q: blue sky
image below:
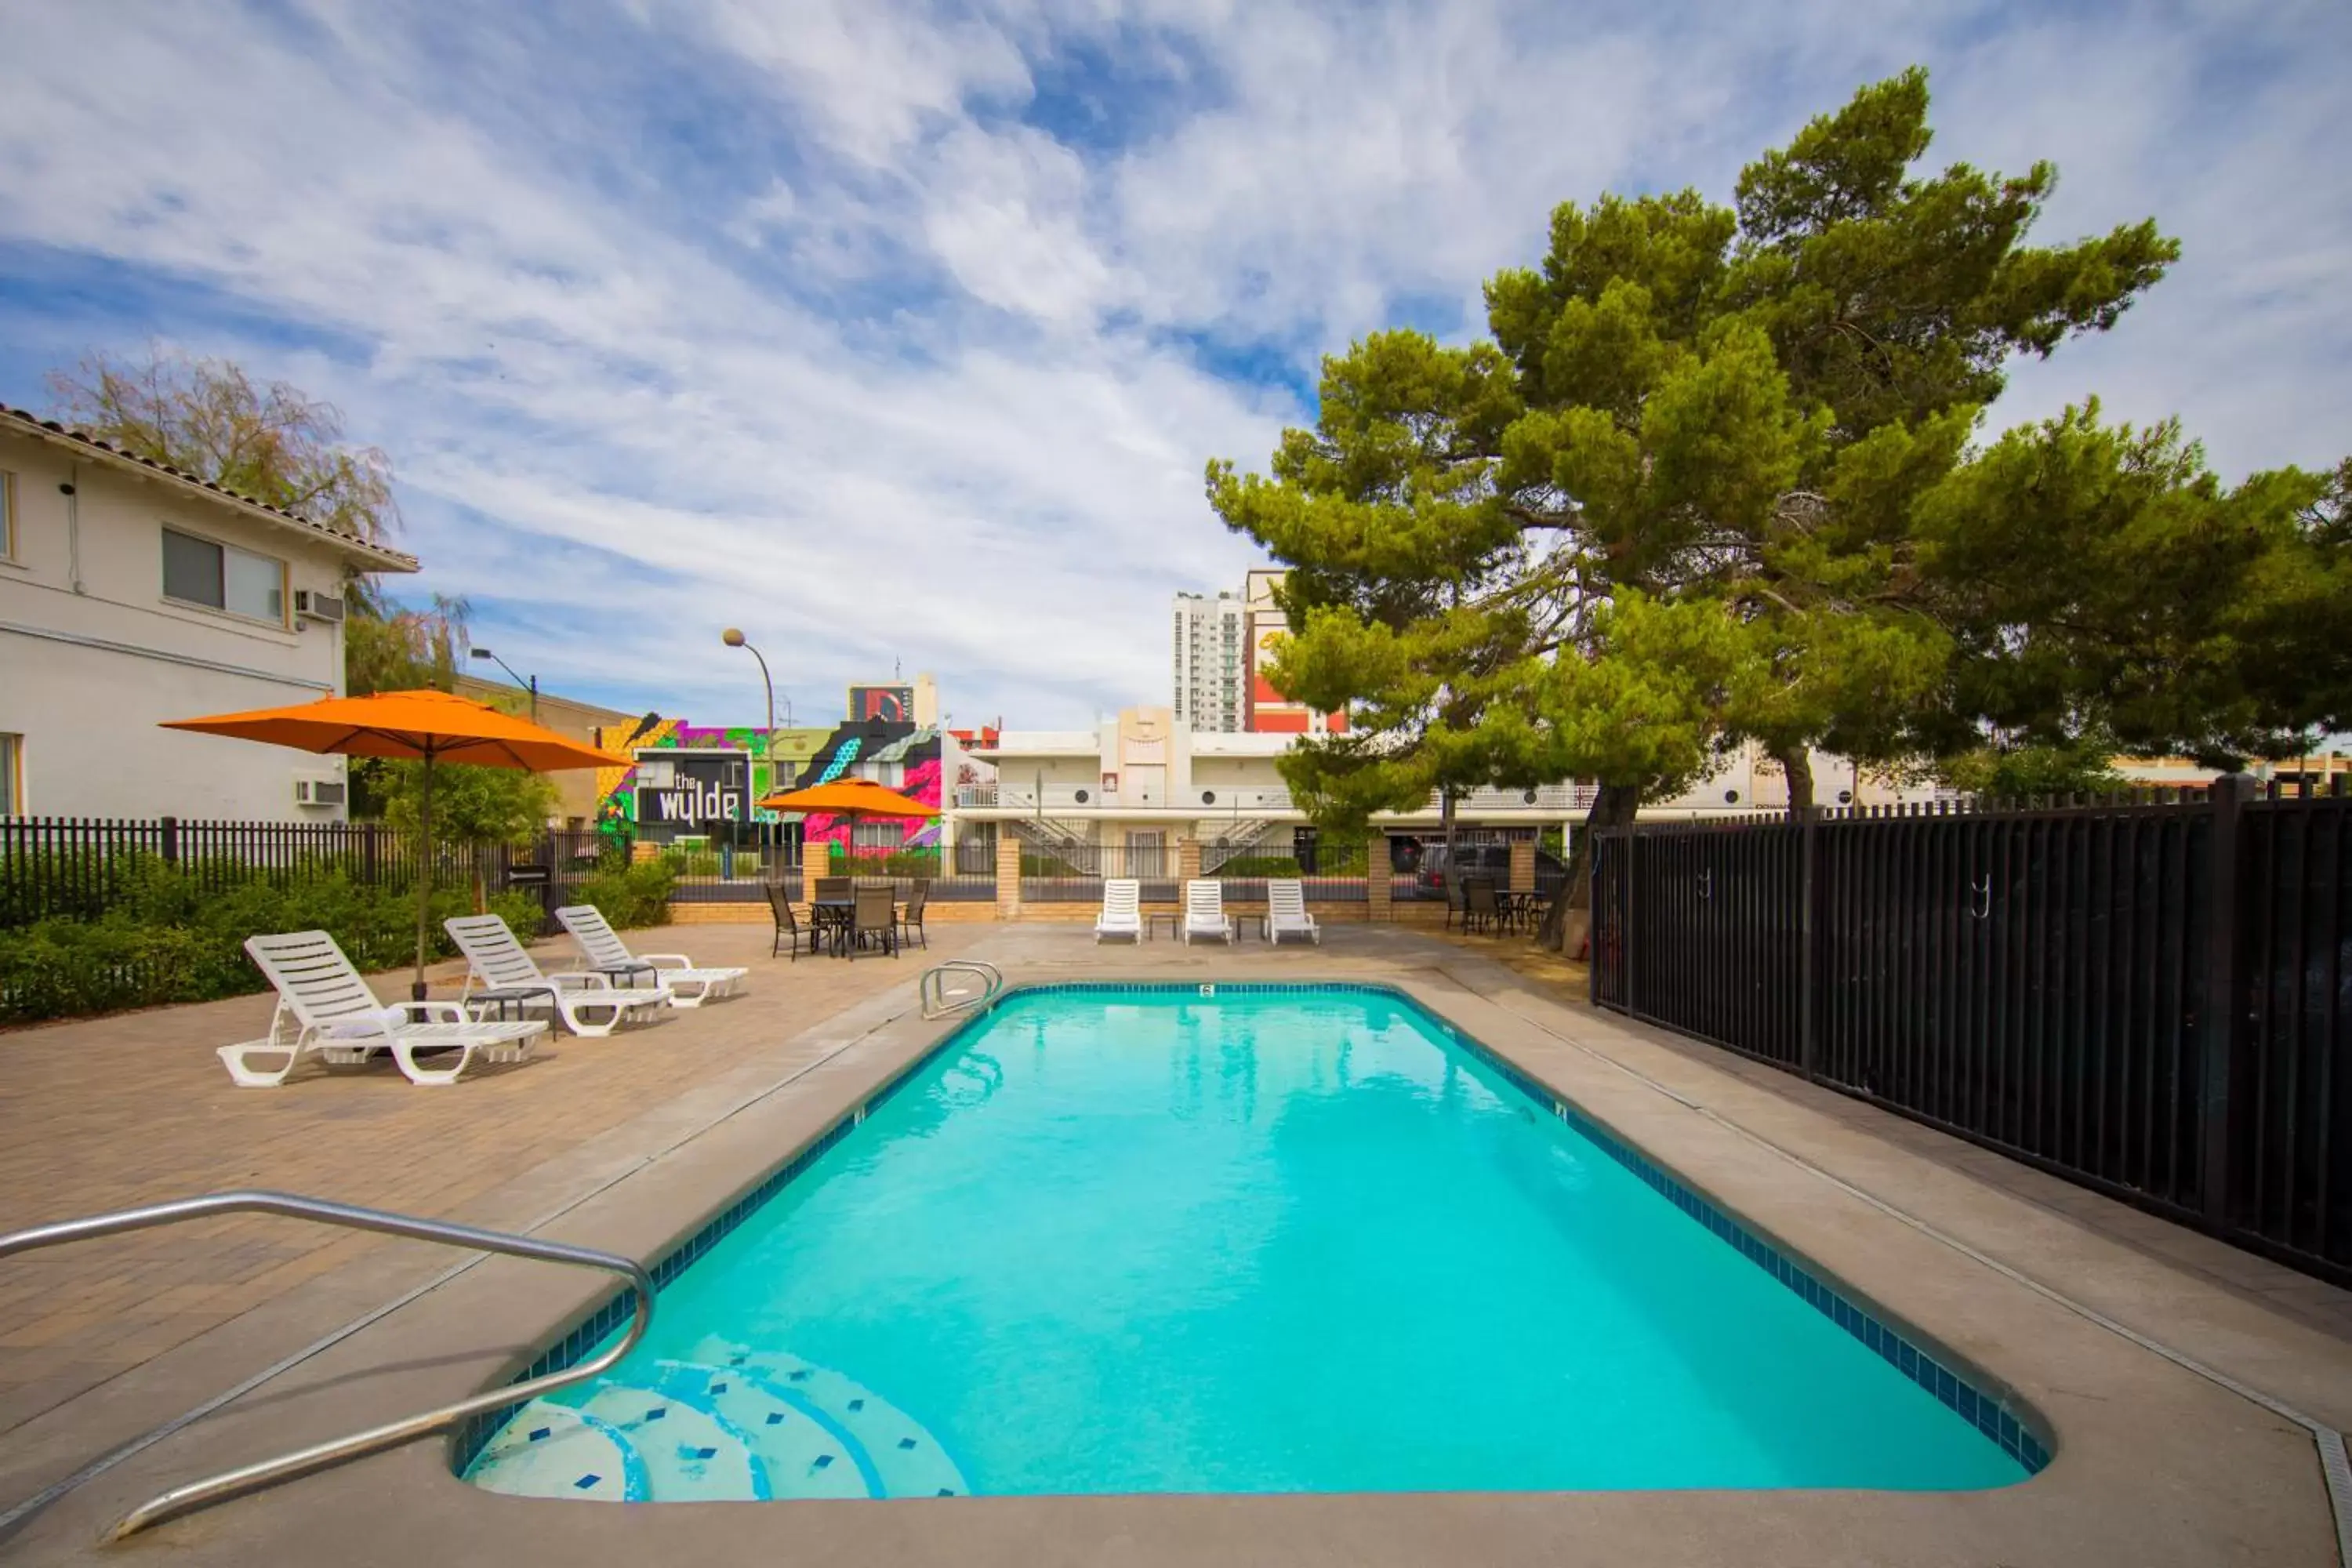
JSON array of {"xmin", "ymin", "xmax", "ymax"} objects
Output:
[{"xmin": 2, "ymin": 0, "xmax": 2346, "ymax": 730}]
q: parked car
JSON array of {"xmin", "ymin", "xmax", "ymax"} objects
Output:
[{"xmin": 1395, "ymin": 840, "xmax": 1568, "ymax": 897}]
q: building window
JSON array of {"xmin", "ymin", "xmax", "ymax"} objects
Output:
[
  {"xmin": 0, "ymin": 733, "xmax": 19, "ymax": 815},
  {"xmin": 162, "ymin": 527, "xmax": 285, "ymax": 623},
  {"xmin": 0, "ymin": 470, "xmax": 14, "ymax": 558}
]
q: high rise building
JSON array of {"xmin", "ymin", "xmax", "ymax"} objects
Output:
[
  {"xmin": 1171, "ymin": 590, "xmax": 1247, "ymax": 731},
  {"xmin": 1172, "ymin": 573, "xmax": 1348, "ymax": 735}
]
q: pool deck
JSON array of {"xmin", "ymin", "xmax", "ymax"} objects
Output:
[{"xmin": 3, "ymin": 921, "xmax": 2350, "ymax": 1565}]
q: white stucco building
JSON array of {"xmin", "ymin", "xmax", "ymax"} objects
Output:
[
  {"xmin": 943, "ymin": 704, "xmax": 1591, "ymax": 868},
  {"xmin": 0, "ymin": 405, "xmax": 417, "ymax": 819},
  {"xmin": 937, "ymin": 709, "xmax": 1951, "ymax": 872}
]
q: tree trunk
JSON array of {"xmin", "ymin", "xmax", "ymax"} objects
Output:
[
  {"xmin": 1540, "ymin": 782, "xmax": 1642, "ymax": 950},
  {"xmin": 1770, "ymin": 742, "xmax": 1816, "ymax": 812}
]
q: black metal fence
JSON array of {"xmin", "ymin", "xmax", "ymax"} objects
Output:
[
  {"xmin": 1592, "ymin": 778, "xmax": 2351, "ymax": 1283},
  {"xmin": 1211, "ymin": 834, "xmax": 1372, "ymax": 903},
  {"xmin": 641, "ymin": 829, "xmax": 803, "ymax": 904},
  {"xmin": 1018, "ymin": 840, "xmax": 1178, "ymax": 903},
  {"xmin": 2, "ymin": 815, "xmax": 513, "ymax": 927},
  {"xmin": 793, "ymin": 843, "xmax": 993, "ymax": 902}
]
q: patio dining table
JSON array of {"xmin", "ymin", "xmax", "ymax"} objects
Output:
[
  {"xmin": 808, "ymin": 894, "xmax": 903, "ymax": 956},
  {"xmin": 808, "ymin": 897, "xmax": 855, "ymax": 955}
]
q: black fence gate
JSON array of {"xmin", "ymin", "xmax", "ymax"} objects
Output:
[{"xmin": 1592, "ymin": 778, "xmax": 2351, "ymax": 1285}]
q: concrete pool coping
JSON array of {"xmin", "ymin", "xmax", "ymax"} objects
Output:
[{"xmin": 7, "ymin": 946, "xmax": 2345, "ymax": 1566}]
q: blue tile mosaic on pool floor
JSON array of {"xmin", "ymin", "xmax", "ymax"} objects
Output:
[{"xmin": 454, "ymin": 981, "xmax": 2051, "ymax": 1479}]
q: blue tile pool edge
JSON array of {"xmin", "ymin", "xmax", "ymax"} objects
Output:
[{"xmin": 450, "ymin": 980, "xmax": 2053, "ymax": 1481}]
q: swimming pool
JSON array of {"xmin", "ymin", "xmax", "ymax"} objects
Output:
[{"xmin": 463, "ymin": 984, "xmax": 2043, "ymax": 1501}]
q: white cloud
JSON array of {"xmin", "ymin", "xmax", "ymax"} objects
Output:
[
  {"xmin": 0, "ymin": 0, "xmax": 2343, "ymax": 731},
  {"xmin": 724, "ymin": 177, "xmax": 800, "ymax": 246}
]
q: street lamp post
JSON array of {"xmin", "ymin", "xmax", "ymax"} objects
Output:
[
  {"xmin": 720, "ymin": 628, "xmax": 774, "ymax": 733},
  {"xmin": 723, "ymin": 629, "xmax": 785, "ymax": 873},
  {"xmin": 468, "ymin": 648, "xmax": 538, "ymax": 724}
]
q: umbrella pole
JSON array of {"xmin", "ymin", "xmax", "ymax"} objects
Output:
[{"xmin": 412, "ymin": 753, "xmax": 434, "ymax": 1004}]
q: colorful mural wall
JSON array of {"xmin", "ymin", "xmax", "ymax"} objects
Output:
[
  {"xmin": 593, "ymin": 714, "xmax": 941, "ymax": 856},
  {"xmin": 592, "ymin": 719, "xmax": 788, "ymax": 847},
  {"xmin": 792, "ymin": 719, "xmax": 942, "ymax": 856}
]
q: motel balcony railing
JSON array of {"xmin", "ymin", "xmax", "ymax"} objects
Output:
[
  {"xmin": 954, "ymin": 783, "xmax": 1287, "ymax": 811},
  {"xmin": 953, "ymin": 782, "xmax": 1600, "ymax": 815}
]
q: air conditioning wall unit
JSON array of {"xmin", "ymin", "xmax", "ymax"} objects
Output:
[
  {"xmin": 293, "ymin": 590, "xmax": 347, "ymax": 624},
  {"xmin": 294, "ymin": 776, "xmax": 348, "ymax": 808}
]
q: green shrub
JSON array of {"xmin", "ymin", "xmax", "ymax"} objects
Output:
[
  {"xmin": 0, "ymin": 916, "xmax": 212, "ymax": 1021},
  {"xmin": 485, "ymin": 891, "xmax": 551, "ymax": 942},
  {"xmin": 0, "ymin": 867, "xmax": 586, "ymax": 1026},
  {"xmin": 1214, "ymin": 855, "xmax": 1305, "ymax": 877},
  {"xmin": 568, "ymin": 860, "xmax": 677, "ymax": 929},
  {"xmin": 827, "ymin": 847, "xmax": 942, "ymax": 877}
]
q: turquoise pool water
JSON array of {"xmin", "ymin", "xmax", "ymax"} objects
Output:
[{"xmin": 466, "ymin": 986, "xmax": 2034, "ymax": 1501}]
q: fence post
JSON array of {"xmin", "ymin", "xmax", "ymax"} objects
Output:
[
  {"xmin": 2200, "ymin": 773, "xmax": 2251, "ymax": 1229},
  {"xmin": 1586, "ymin": 831, "xmax": 1602, "ymax": 1006},
  {"xmin": 362, "ymin": 823, "xmax": 380, "ymax": 885},
  {"xmin": 159, "ymin": 816, "xmax": 180, "ymax": 867},
  {"xmin": 1622, "ymin": 826, "xmax": 1639, "ymax": 1018},
  {"xmin": 1798, "ymin": 806, "xmax": 1819, "ymax": 1082},
  {"xmin": 1177, "ymin": 835, "xmax": 1203, "ymax": 887},
  {"xmin": 995, "ymin": 833, "xmax": 1023, "ymax": 920},
  {"xmin": 803, "ymin": 842, "xmax": 828, "ymax": 911}
]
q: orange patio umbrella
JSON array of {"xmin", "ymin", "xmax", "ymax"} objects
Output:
[
  {"xmin": 758, "ymin": 777, "xmax": 935, "ymax": 866},
  {"xmin": 162, "ymin": 688, "xmax": 633, "ymax": 999},
  {"xmin": 757, "ymin": 778, "xmax": 938, "ymax": 818}
]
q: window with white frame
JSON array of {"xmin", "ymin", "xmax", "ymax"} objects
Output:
[
  {"xmin": 162, "ymin": 527, "xmax": 285, "ymax": 623},
  {"xmin": 0, "ymin": 733, "xmax": 20, "ymax": 815}
]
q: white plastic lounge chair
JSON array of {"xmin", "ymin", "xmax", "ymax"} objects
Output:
[
  {"xmin": 225, "ymin": 931, "xmax": 546, "ymax": 1088},
  {"xmin": 1266, "ymin": 879, "xmax": 1321, "ymax": 946},
  {"xmin": 445, "ymin": 914, "xmax": 671, "ymax": 1038},
  {"xmin": 1094, "ymin": 878, "xmax": 1143, "ymax": 943},
  {"xmin": 1181, "ymin": 880, "xmax": 1236, "ymax": 945},
  {"xmin": 554, "ymin": 905, "xmax": 748, "ymax": 1008}
]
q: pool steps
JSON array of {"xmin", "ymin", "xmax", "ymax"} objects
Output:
[{"xmin": 466, "ymin": 1340, "xmax": 968, "ymax": 1501}]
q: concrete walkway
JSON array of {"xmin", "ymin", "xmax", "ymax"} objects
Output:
[
  {"xmin": 2, "ymin": 921, "xmax": 2349, "ymax": 1564},
  {"xmin": 0, "ymin": 922, "xmax": 986, "ymax": 1497}
]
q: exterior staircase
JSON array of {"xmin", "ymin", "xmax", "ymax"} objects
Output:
[
  {"xmin": 1006, "ymin": 816, "xmax": 1093, "ymax": 856},
  {"xmin": 1200, "ymin": 819, "xmax": 1281, "ymax": 872}
]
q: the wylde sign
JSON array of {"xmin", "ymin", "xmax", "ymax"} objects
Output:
[{"xmin": 633, "ymin": 750, "xmax": 751, "ymax": 827}]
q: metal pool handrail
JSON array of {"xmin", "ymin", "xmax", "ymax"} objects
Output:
[
  {"xmin": 0, "ymin": 1189, "xmax": 654, "ymax": 1542},
  {"xmin": 921, "ymin": 960, "xmax": 1004, "ymax": 1018}
]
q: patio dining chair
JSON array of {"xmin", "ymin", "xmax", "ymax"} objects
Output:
[
  {"xmin": 768, "ymin": 883, "xmax": 817, "ymax": 960},
  {"xmin": 897, "ymin": 880, "xmax": 930, "ymax": 949},
  {"xmin": 1464, "ymin": 877, "xmax": 1506, "ymax": 935},
  {"xmin": 848, "ymin": 885, "xmax": 899, "ymax": 959}
]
